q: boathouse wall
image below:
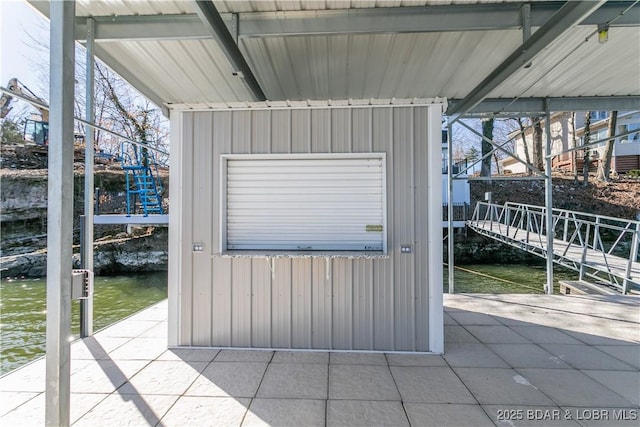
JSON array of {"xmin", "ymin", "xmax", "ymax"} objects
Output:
[{"xmin": 168, "ymin": 103, "xmax": 444, "ymax": 352}]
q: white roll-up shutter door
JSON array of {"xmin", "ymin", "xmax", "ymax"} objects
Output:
[{"xmin": 224, "ymin": 154, "xmax": 386, "ymax": 251}]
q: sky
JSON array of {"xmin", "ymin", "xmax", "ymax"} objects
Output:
[{"xmin": 1, "ymin": 0, "xmax": 49, "ymax": 97}]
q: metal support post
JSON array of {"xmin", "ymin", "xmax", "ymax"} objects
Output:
[
  {"xmin": 580, "ymin": 223, "xmax": 590, "ymax": 281},
  {"xmin": 623, "ymin": 223, "xmax": 639, "ymax": 294},
  {"xmin": 447, "ymin": 122, "xmax": 455, "ymax": 294},
  {"xmin": 521, "ymin": 3, "xmax": 532, "ymax": 68},
  {"xmin": 45, "ymin": 1, "xmax": 75, "ymax": 426},
  {"xmin": 544, "ymin": 99, "xmax": 554, "ymax": 294},
  {"xmin": 81, "ymin": 17, "xmax": 96, "ymax": 337}
]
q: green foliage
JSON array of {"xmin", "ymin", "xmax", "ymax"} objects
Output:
[
  {"xmin": 465, "ymin": 145, "xmax": 480, "ymax": 161},
  {"xmin": 0, "ymin": 119, "xmax": 24, "ymax": 144},
  {"xmin": 627, "ymin": 169, "xmax": 640, "ymax": 178}
]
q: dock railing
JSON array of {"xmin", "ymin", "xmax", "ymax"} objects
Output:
[
  {"xmin": 443, "ymin": 203, "xmax": 470, "ymax": 222},
  {"xmin": 469, "ymin": 201, "xmax": 640, "ymax": 293}
]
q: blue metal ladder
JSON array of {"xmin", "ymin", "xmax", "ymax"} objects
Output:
[{"xmin": 121, "ymin": 142, "xmax": 164, "ymax": 216}]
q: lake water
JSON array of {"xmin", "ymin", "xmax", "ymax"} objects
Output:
[
  {"xmin": 444, "ymin": 263, "xmax": 578, "ymax": 294},
  {"xmin": 1, "ymin": 264, "xmax": 578, "ymax": 375},
  {"xmin": 1, "ymin": 272, "xmax": 167, "ymax": 375}
]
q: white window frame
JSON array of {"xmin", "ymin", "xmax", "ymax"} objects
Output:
[{"xmin": 220, "ymin": 153, "xmax": 387, "ymax": 253}]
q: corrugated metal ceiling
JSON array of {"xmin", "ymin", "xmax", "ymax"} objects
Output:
[
  {"xmin": 494, "ymin": 26, "xmax": 640, "ymax": 98},
  {"xmin": 27, "ymin": 0, "xmax": 640, "ymax": 112},
  {"xmin": 240, "ymin": 30, "xmax": 522, "ymax": 100},
  {"xmin": 74, "ymin": 0, "xmax": 195, "ymax": 16}
]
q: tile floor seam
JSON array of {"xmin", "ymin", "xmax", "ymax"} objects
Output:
[
  {"xmin": 239, "ymin": 351, "xmax": 277, "ymax": 427},
  {"xmin": 443, "ymin": 331, "xmax": 514, "ymax": 370},
  {"xmin": 489, "ymin": 325, "xmax": 580, "ymax": 370},
  {"xmin": 94, "ymin": 336, "xmax": 135, "ymax": 356},
  {"xmin": 384, "ymin": 352, "xmax": 409, "ymax": 416},
  {"xmin": 457, "ymin": 322, "xmax": 529, "ymax": 346},
  {"xmin": 540, "ymin": 343, "xmax": 638, "ymax": 372},
  {"xmin": 440, "ymin": 349, "xmax": 502, "ymax": 425},
  {"xmin": 111, "ymin": 358, "xmax": 155, "ymax": 393},
  {"xmin": 154, "ymin": 358, "xmax": 214, "ymax": 427},
  {"xmin": 564, "ymin": 329, "xmax": 640, "ymax": 347},
  {"xmin": 0, "ymin": 391, "xmax": 43, "ymax": 418},
  {"xmin": 466, "ymin": 296, "xmax": 640, "ymax": 326},
  {"xmin": 577, "ymin": 368, "xmax": 640, "ymax": 407},
  {"xmin": 69, "ymin": 392, "xmax": 112, "ymax": 426},
  {"xmin": 509, "ymin": 365, "xmax": 587, "ymax": 410},
  {"xmin": 585, "ymin": 347, "xmax": 640, "ymax": 371},
  {"xmin": 592, "ymin": 345, "xmax": 640, "ymax": 371}
]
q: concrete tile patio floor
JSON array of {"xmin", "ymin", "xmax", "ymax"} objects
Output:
[{"xmin": 1, "ymin": 294, "xmax": 638, "ymax": 426}]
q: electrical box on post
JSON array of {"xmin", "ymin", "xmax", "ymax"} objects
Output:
[{"xmin": 72, "ymin": 269, "xmax": 93, "ymax": 300}]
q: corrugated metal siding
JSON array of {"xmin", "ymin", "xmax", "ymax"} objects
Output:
[
  {"xmin": 177, "ymin": 104, "xmax": 442, "ymax": 351},
  {"xmin": 191, "ymin": 112, "xmax": 214, "ymax": 346}
]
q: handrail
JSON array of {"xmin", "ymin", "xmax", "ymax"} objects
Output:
[
  {"xmin": 503, "ymin": 201, "xmax": 640, "ymax": 228},
  {"xmin": 469, "ymin": 201, "xmax": 640, "ymax": 293}
]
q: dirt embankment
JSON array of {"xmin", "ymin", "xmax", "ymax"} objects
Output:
[
  {"xmin": 470, "ymin": 176, "xmax": 640, "ymax": 220},
  {"xmin": 0, "ymin": 154, "xmax": 169, "ymax": 277}
]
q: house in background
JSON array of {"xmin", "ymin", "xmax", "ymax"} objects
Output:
[
  {"xmin": 441, "ymin": 130, "xmax": 471, "ymax": 228},
  {"xmin": 501, "ymin": 111, "xmax": 640, "ymax": 175},
  {"xmin": 575, "ymin": 111, "xmax": 640, "ymax": 173}
]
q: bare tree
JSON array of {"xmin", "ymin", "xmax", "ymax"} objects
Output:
[
  {"xmin": 596, "ymin": 111, "xmax": 618, "ymax": 182},
  {"xmin": 516, "ymin": 118, "xmax": 532, "ymax": 175},
  {"xmin": 571, "ymin": 112, "xmax": 578, "ymax": 182},
  {"xmin": 492, "ymin": 151, "xmax": 501, "ymax": 175},
  {"xmin": 583, "ymin": 111, "xmax": 592, "ymax": 187},
  {"xmin": 531, "ymin": 117, "xmax": 544, "ymax": 172},
  {"xmin": 22, "ymin": 22, "xmax": 168, "ymax": 161},
  {"xmin": 480, "ymin": 118, "xmax": 494, "ymax": 177}
]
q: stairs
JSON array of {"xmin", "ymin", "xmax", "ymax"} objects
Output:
[{"xmin": 121, "ymin": 143, "xmax": 164, "ymax": 216}]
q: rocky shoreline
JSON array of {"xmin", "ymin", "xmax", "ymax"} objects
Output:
[
  {"xmin": 1, "ymin": 230, "xmax": 168, "ymax": 278},
  {"xmin": 2, "ymin": 227, "xmax": 538, "ymax": 278}
]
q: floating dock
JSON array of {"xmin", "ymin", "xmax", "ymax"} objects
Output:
[{"xmin": 1, "ymin": 294, "xmax": 638, "ymax": 426}]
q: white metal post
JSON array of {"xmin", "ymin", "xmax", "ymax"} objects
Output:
[
  {"xmin": 81, "ymin": 17, "xmax": 95, "ymax": 337},
  {"xmin": 45, "ymin": 1, "xmax": 75, "ymax": 426},
  {"xmin": 623, "ymin": 223, "xmax": 639, "ymax": 294},
  {"xmin": 544, "ymin": 100, "xmax": 554, "ymax": 294},
  {"xmin": 447, "ymin": 122, "xmax": 455, "ymax": 294}
]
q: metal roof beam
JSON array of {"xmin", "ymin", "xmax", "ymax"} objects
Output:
[
  {"xmin": 73, "ymin": 2, "xmax": 639, "ymax": 42},
  {"xmin": 236, "ymin": 2, "xmax": 637, "ymax": 38},
  {"xmin": 75, "ymin": 14, "xmax": 210, "ymax": 42},
  {"xmin": 447, "ymin": 1, "xmax": 608, "ymax": 122},
  {"xmin": 193, "ymin": 0, "xmax": 266, "ymax": 101},
  {"xmin": 447, "ymin": 96, "xmax": 640, "ymax": 116}
]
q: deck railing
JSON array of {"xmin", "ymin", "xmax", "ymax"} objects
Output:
[
  {"xmin": 469, "ymin": 202, "xmax": 640, "ymax": 293},
  {"xmin": 443, "ymin": 203, "xmax": 470, "ymax": 222}
]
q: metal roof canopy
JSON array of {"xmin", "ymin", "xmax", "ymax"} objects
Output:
[{"xmin": 27, "ymin": 0, "xmax": 640, "ymax": 114}]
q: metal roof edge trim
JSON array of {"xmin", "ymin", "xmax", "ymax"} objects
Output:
[{"xmin": 167, "ymin": 97, "xmax": 447, "ymax": 112}]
